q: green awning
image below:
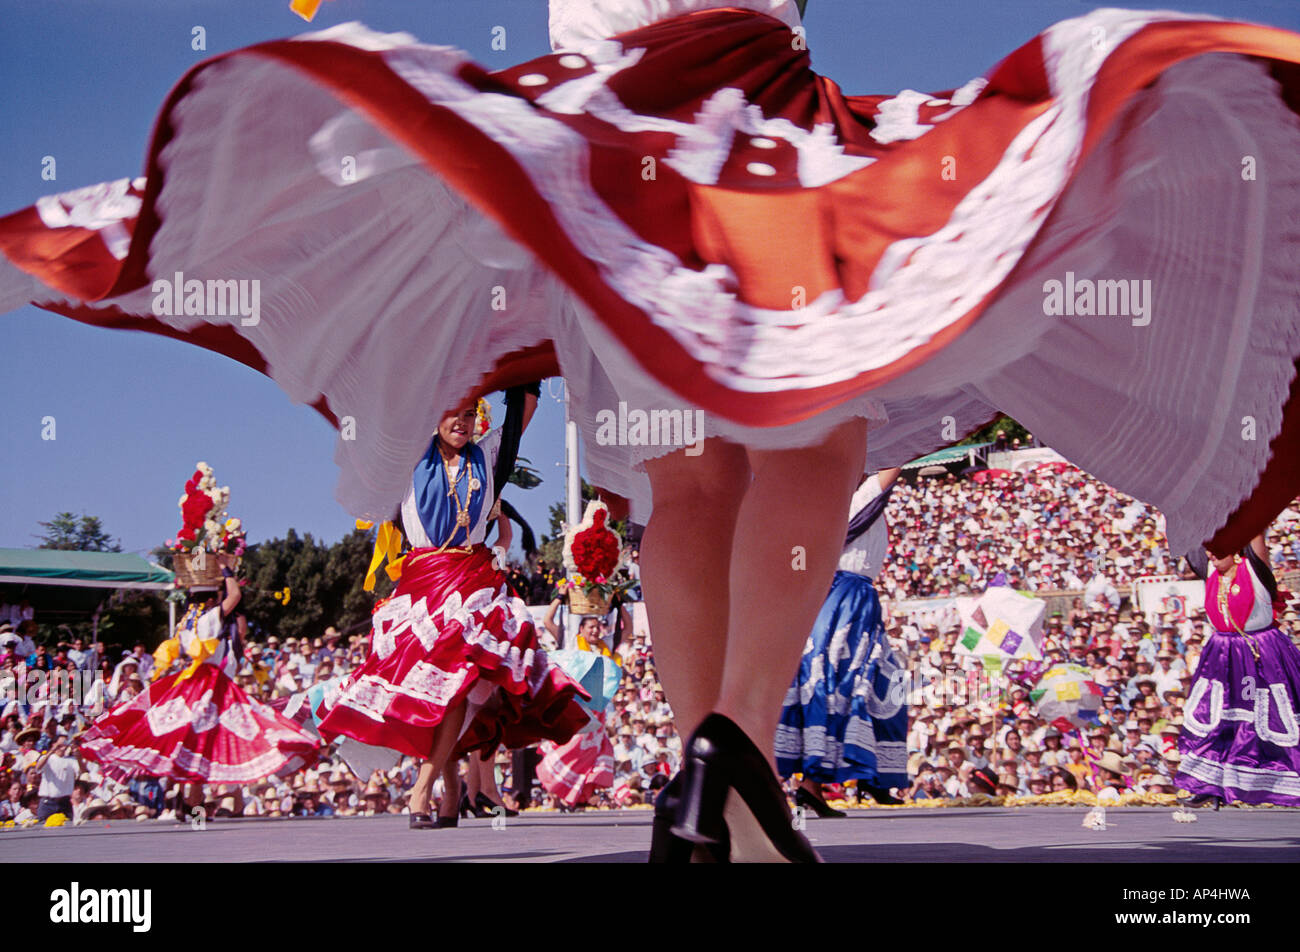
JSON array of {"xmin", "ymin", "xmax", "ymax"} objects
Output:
[
  {"xmin": 0, "ymin": 548, "xmax": 173, "ymax": 590},
  {"xmin": 903, "ymin": 442, "xmax": 993, "ymax": 470}
]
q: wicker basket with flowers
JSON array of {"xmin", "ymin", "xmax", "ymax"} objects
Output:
[
  {"xmin": 165, "ymin": 462, "xmax": 246, "ymax": 587},
  {"xmin": 560, "ymin": 501, "xmax": 635, "ymax": 616}
]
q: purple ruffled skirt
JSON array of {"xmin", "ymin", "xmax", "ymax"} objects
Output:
[{"xmin": 1177, "ymin": 627, "xmax": 1300, "ymax": 806}]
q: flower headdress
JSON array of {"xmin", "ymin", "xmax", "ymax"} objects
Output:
[{"xmin": 167, "ymin": 462, "xmax": 246, "ymax": 555}]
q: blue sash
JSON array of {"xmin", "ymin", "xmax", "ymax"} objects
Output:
[{"xmin": 412, "ymin": 437, "xmax": 487, "ymax": 547}]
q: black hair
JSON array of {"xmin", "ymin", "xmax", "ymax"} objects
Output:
[
  {"xmin": 1244, "ymin": 545, "xmax": 1279, "ymax": 605},
  {"xmin": 185, "ymin": 590, "xmax": 218, "ymax": 608},
  {"xmin": 1052, "ymin": 768, "xmax": 1078, "ymax": 791}
]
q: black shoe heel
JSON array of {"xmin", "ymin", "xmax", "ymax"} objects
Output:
[
  {"xmin": 673, "ymin": 754, "xmax": 730, "ymax": 845},
  {"xmin": 796, "ymin": 786, "xmax": 847, "ymax": 819},
  {"xmin": 462, "ymin": 790, "xmax": 491, "ymax": 821},
  {"xmin": 649, "ymin": 772, "xmax": 730, "ymax": 863},
  {"xmin": 477, "ymin": 792, "xmax": 518, "ymax": 818},
  {"xmin": 408, "ymin": 813, "xmax": 435, "ymax": 830},
  {"xmin": 671, "ymin": 713, "xmax": 821, "ymax": 863}
]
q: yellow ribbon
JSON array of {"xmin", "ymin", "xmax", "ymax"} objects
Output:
[
  {"xmin": 364, "ymin": 521, "xmax": 405, "ymax": 592},
  {"xmin": 179, "ymin": 637, "xmax": 220, "ymax": 682},
  {"xmin": 152, "ymin": 638, "xmax": 181, "ymax": 681},
  {"xmin": 576, "ymin": 634, "xmax": 623, "ymax": 667}
]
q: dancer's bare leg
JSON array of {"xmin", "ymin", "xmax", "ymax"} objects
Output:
[
  {"xmin": 408, "ymin": 700, "xmax": 467, "ymax": 815},
  {"xmin": 464, "ymin": 754, "xmax": 481, "ymax": 800},
  {"xmin": 438, "ymin": 761, "xmax": 460, "ymax": 819},
  {"xmin": 477, "ymin": 751, "xmax": 505, "ymax": 806},
  {"xmin": 715, "ymin": 418, "xmax": 869, "ymax": 763},
  {"xmin": 183, "ymin": 783, "xmax": 204, "ymax": 813},
  {"xmin": 642, "ymin": 439, "xmax": 750, "ymax": 743}
]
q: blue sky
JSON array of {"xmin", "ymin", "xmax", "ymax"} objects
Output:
[{"xmin": 2, "ymin": 0, "xmax": 1297, "ymax": 559}]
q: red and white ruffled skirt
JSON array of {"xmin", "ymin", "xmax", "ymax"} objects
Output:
[
  {"xmin": 537, "ymin": 713, "xmax": 617, "ymax": 807},
  {"xmin": 2, "ymin": 8, "xmax": 1300, "ymax": 550},
  {"xmin": 316, "ymin": 546, "xmax": 591, "ymax": 759},
  {"xmin": 80, "ymin": 663, "xmax": 320, "ymax": 784}
]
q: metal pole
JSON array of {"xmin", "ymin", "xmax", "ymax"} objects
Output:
[{"xmin": 565, "ymin": 386, "xmax": 581, "ymax": 527}]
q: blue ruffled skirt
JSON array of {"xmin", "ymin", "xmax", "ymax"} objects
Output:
[{"xmin": 776, "ymin": 571, "xmax": 909, "ymax": 786}]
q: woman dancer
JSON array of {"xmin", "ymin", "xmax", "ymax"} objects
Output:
[
  {"xmin": 1178, "ymin": 532, "xmax": 1300, "ymax": 807},
  {"xmin": 79, "ymin": 553, "xmax": 320, "ymax": 799},
  {"xmin": 315, "ymin": 400, "xmax": 591, "ymax": 829},
  {"xmin": 776, "ymin": 467, "xmax": 907, "ymax": 816},
  {"xmin": 536, "ymin": 609, "xmax": 624, "ymax": 811},
  {"xmin": 4, "ymin": 0, "xmax": 1300, "ymax": 859}
]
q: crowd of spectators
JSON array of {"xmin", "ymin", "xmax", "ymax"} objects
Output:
[
  {"xmin": 882, "ymin": 603, "xmax": 1293, "ymax": 804},
  {"xmin": 2, "ymin": 467, "xmax": 1297, "ymax": 821},
  {"xmin": 877, "ymin": 466, "xmax": 1300, "ymax": 600}
]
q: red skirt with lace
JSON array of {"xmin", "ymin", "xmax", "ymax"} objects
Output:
[
  {"xmin": 317, "ymin": 545, "xmax": 591, "ymax": 759},
  {"xmin": 537, "ymin": 714, "xmax": 617, "ymax": 807},
  {"xmin": 80, "ymin": 663, "xmax": 320, "ymax": 784}
]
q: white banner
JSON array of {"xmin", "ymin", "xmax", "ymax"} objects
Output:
[
  {"xmin": 1131, "ymin": 577, "xmax": 1204, "ymax": 624},
  {"xmin": 986, "ymin": 447, "xmax": 1068, "ymax": 472},
  {"xmin": 884, "ymin": 596, "xmax": 960, "ymax": 632}
]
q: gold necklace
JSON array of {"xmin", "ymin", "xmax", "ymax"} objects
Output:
[
  {"xmin": 431, "ymin": 447, "xmax": 480, "ymax": 554},
  {"xmin": 446, "ymin": 455, "xmax": 470, "ymax": 528},
  {"xmin": 1215, "ymin": 556, "xmax": 1260, "ymax": 662},
  {"xmin": 1215, "ymin": 556, "xmax": 1242, "ymax": 615}
]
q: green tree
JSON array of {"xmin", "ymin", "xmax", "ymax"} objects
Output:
[
  {"xmin": 509, "ymin": 457, "xmax": 543, "ymax": 490},
  {"xmin": 956, "ymin": 414, "xmax": 1033, "ymax": 447},
  {"xmin": 36, "ymin": 512, "xmax": 121, "ymax": 552},
  {"xmin": 94, "ymin": 588, "xmax": 172, "ymax": 650},
  {"xmin": 237, "ymin": 528, "xmax": 394, "ymax": 643}
]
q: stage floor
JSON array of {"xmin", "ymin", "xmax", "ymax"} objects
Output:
[{"xmin": 8, "ymin": 806, "xmax": 1300, "ymax": 862}]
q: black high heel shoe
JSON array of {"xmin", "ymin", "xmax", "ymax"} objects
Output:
[
  {"xmin": 860, "ymin": 785, "xmax": 903, "ymax": 806},
  {"xmin": 795, "ymin": 785, "xmax": 847, "ymax": 819},
  {"xmin": 408, "ymin": 812, "xmax": 436, "ymax": 830},
  {"xmin": 648, "ymin": 773, "xmax": 730, "ymax": 863},
  {"xmin": 672, "ymin": 713, "xmax": 822, "ymax": 863},
  {"xmin": 434, "ymin": 813, "xmax": 459, "ymax": 828},
  {"xmin": 460, "ymin": 791, "xmax": 491, "ymax": 819},
  {"xmin": 1186, "ymin": 793, "xmax": 1224, "ymax": 811},
  {"xmin": 476, "ymin": 792, "xmax": 518, "ymax": 818}
]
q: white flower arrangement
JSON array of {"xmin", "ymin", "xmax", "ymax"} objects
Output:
[{"xmin": 170, "ymin": 463, "xmax": 246, "ymax": 556}]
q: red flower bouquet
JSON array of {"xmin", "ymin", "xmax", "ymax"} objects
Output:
[
  {"xmin": 166, "ymin": 461, "xmax": 246, "ymax": 556},
  {"xmin": 561, "ymin": 501, "xmax": 634, "ymax": 605}
]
